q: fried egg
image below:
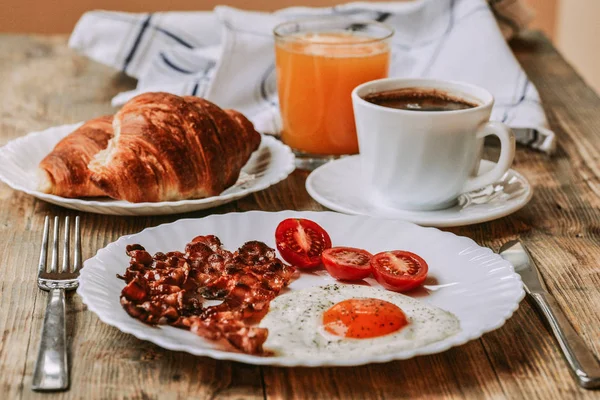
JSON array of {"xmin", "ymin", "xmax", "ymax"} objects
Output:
[{"xmin": 259, "ymin": 284, "xmax": 460, "ymax": 358}]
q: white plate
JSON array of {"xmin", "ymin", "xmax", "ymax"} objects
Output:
[
  {"xmin": 78, "ymin": 211, "xmax": 524, "ymax": 367},
  {"xmin": 306, "ymin": 156, "xmax": 533, "ymax": 227},
  {"xmin": 0, "ymin": 123, "xmax": 295, "ymax": 215}
]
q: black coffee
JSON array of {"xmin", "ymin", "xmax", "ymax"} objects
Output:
[{"xmin": 363, "ymin": 88, "xmax": 478, "ymax": 112}]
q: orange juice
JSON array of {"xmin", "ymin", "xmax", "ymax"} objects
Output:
[{"xmin": 275, "ymin": 32, "xmax": 391, "ymax": 155}]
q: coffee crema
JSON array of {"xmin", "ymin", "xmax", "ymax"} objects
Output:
[{"xmin": 362, "ymin": 88, "xmax": 478, "ymax": 112}]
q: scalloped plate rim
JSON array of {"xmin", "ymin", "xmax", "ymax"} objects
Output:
[
  {"xmin": 78, "ymin": 211, "xmax": 525, "ymax": 367},
  {"xmin": 0, "ymin": 123, "xmax": 295, "ymax": 211}
]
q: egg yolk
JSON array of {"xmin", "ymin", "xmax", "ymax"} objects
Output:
[{"xmin": 322, "ymin": 298, "xmax": 408, "ymax": 339}]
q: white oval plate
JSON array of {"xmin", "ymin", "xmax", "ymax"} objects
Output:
[
  {"xmin": 0, "ymin": 123, "xmax": 295, "ymax": 215},
  {"xmin": 306, "ymin": 156, "xmax": 533, "ymax": 227},
  {"xmin": 78, "ymin": 211, "xmax": 524, "ymax": 367}
]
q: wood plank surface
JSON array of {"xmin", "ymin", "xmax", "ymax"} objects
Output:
[{"xmin": 0, "ymin": 31, "xmax": 599, "ymax": 399}]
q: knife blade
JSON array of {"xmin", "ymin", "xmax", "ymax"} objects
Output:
[{"xmin": 500, "ymin": 240, "xmax": 600, "ymax": 389}]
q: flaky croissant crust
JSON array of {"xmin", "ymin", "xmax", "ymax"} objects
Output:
[
  {"xmin": 38, "ymin": 115, "xmax": 113, "ymax": 198},
  {"xmin": 89, "ymin": 92, "xmax": 261, "ymax": 203}
]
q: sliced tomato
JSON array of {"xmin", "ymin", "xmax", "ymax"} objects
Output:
[
  {"xmin": 322, "ymin": 247, "xmax": 373, "ymax": 281},
  {"xmin": 370, "ymin": 251, "xmax": 428, "ymax": 292},
  {"xmin": 275, "ymin": 218, "xmax": 332, "ymax": 268}
]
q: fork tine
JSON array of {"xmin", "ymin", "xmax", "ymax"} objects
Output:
[
  {"xmin": 73, "ymin": 216, "xmax": 82, "ymax": 273},
  {"xmin": 50, "ymin": 216, "xmax": 59, "ymax": 273},
  {"xmin": 38, "ymin": 216, "xmax": 50, "ymax": 275},
  {"xmin": 62, "ymin": 216, "xmax": 70, "ymax": 273}
]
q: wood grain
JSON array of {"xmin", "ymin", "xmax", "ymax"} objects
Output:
[{"xmin": 0, "ymin": 31, "xmax": 599, "ymax": 399}]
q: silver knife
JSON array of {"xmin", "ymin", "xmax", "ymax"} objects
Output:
[{"xmin": 500, "ymin": 240, "xmax": 600, "ymax": 389}]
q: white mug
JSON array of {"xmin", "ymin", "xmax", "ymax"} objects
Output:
[{"xmin": 351, "ymin": 78, "xmax": 516, "ymax": 211}]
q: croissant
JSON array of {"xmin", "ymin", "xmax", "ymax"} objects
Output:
[
  {"xmin": 88, "ymin": 92, "xmax": 261, "ymax": 202},
  {"xmin": 38, "ymin": 116, "xmax": 113, "ymax": 198}
]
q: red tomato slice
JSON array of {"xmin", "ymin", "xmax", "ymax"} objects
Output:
[
  {"xmin": 370, "ymin": 251, "xmax": 428, "ymax": 292},
  {"xmin": 275, "ymin": 218, "xmax": 332, "ymax": 268},
  {"xmin": 322, "ymin": 247, "xmax": 373, "ymax": 281}
]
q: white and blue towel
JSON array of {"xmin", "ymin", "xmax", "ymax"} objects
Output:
[{"xmin": 69, "ymin": 0, "xmax": 556, "ymax": 153}]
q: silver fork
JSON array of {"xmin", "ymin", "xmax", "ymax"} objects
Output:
[{"xmin": 32, "ymin": 216, "xmax": 81, "ymax": 392}]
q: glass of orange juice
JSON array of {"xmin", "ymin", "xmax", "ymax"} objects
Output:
[{"xmin": 274, "ymin": 18, "xmax": 393, "ymax": 168}]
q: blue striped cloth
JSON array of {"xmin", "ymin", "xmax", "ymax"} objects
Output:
[{"xmin": 69, "ymin": 0, "xmax": 555, "ymax": 153}]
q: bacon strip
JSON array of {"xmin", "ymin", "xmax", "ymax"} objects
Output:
[{"xmin": 119, "ymin": 236, "xmax": 296, "ymax": 354}]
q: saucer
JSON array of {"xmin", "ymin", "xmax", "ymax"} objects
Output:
[{"xmin": 306, "ymin": 156, "xmax": 533, "ymax": 227}]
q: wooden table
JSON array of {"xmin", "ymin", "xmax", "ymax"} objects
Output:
[{"xmin": 1, "ymin": 31, "xmax": 599, "ymax": 399}]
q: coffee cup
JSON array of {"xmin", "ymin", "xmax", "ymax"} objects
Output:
[{"xmin": 351, "ymin": 78, "xmax": 515, "ymax": 211}]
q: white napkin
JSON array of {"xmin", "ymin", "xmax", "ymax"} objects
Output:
[{"xmin": 69, "ymin": 0, "xmax": 555, "ymax": 153}]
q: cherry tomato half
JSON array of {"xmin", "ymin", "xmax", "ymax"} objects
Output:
[
  {"xmin": 322, "ymin": 247, "xmax": 373, "ymax": 281},
  {"xmin": 275, "ymin": 218, "xmax": 332, "ymax": 268},
  {"xmin": 370, "ymin": 251, "xmax": 428, "ymax": 292}
]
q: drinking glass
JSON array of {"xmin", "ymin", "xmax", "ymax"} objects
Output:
[{"xmin": 274, "ymin": 18, "xmax": 394, "ymax": 169}]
